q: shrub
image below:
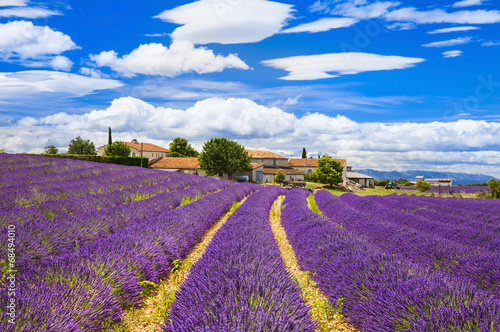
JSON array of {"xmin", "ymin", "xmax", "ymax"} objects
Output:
[{"xmin": 416, "ymin": 181, "xmax": 432, "ymax": 192}]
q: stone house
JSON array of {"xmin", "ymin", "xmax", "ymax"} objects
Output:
[{"xmin": 97, "ymin": 139, "xmax": 170, "ymax": 159}]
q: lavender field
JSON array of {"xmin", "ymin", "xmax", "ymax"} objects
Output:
[
  {"xmin": 401, "ymin": 185, "xmax": 490, "ymax": 195},
  {"xmin": 1, "ymin": 154, "xmax": 499, "ymax": 331}
]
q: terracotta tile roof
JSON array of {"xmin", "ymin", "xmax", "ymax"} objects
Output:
[
  {"xmin": 246, "ymin": 149, "xmax": 287, "ymax": 159},
  {"xmin": 250, "ymin": 163, "xmax": 264, "ymax": 170},
  {"xmin": 125, "ymin": 141, "xmax": 170, "ymax": 153},
  {"xmin": 263, "ymin": 166, "xmax": 304, "ymax": 175},
  {"xmin": 289, "ymin": 157, "xmax": 346, "ymax": 167},
  {"xmin": 289, "ymin": 158, "xmax": 317, "ymax": 167},
  {"xmin": 149, "ymin": 157, "xmax": 199, "ymax": 169}
]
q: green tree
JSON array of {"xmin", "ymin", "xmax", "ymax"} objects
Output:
[
  {"xmin": 416, "ymin": 181, "xmax": 432, "ymax": 192},
  {"xmin": 275, "ymin": 170, "xmax": 285, "ymax": 184},
  {"xmin": 397, "ymin": 178, "xmax": 407, "ymax": 184},
  {"xmin": 43, "ymin": 145, "xmax": 58, "ymax": 154},
  {"xmin": 488, "ymin": 178, "xmax": 500, "ymax": 199},
  {"xmin": 316, "ymin": 156, "xmax": 343, "ymax": 187},
  {"xmin": 169, "ymin": 137, "xmax": 199, "ymax": 157},
  {"xmin": 67, "ymin": 136, "xmax": 96, "ymax": 155},
  {"xmin": 301, "ymin": 147, "xmax": 307, "ymax": 159},
  {"xmin": 108, "ymin": 127, "xmax": 112, "ymax": 146},
  {"xmin": 105, "ymin": 141, "xmax": 131, "ymax": 157},
  {"xmin": 304, "ymin": 171, "xmax": 318, "ymax": 183},
  {"xmin": 198, "ymin": 138, "xmax": 251, "ymax": 179}
]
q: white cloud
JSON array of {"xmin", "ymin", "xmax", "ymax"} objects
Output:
[
  {"xmin": 442, "ymin": 50, "xmax": 463, "ymax": 58},
  {"xmin": 261, "ymin": 52, "xmax": 425, "ymax": 80},
  {"xmin": 422, "ymin": 36, "xmax": 472, "ymax": 47},
  {"xmin": 89, "ymin": 41, "xmax": 249, "ymax": 78},
  {"xmin": 0, "ymin": 21, "xmax": 78, "ymax": 70},
  {"xmin": 321, "ymin": 0, "xmax": 401, "ymax": 19},
  {"xmin": 0, "ymin": 70, "xmax": 124, "ymax": 101},
  {"xmin": 428, "ymin": 26, "xmax": 480, "ymax": 34},
  {"xmin": 482, "ymin": 41, "xmax": 500, "ymax": 46},
  {"xmin": 145, "ymin": 33, "xmax": 169, "ymax": 37},
  {"xmin": 386, "ymin": 22, "xmax": 416, "ymax": 30},
  {"xmin": 155, "ymin": 0, "xmax": 294, "ymax": 44},
  {"xmin": 0, "ymin": 0, "xmax": 27, "ymax": 6},
  {"xmin": 385, "ymin": 7, "xmax": 500, "ymax": 24},
  {"xmin": 281, "ymin": 17, "xmax": 358, "ymax": 33},
  {"xmin": 0, "ymin": 7, "xmax": 61, "ymax": 18},
  {"xmin": 452, "ymin": 0, "xmax": 485, "ymax": 8},
  {"xmin": 3, "ymin": 97, "xmax": 500, "ymax": 177}
]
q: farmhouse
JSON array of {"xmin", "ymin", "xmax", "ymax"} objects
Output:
[
  {"xmin": 416, "ymin": 176, "xmax": 453, "ymax": 192},
  {"xmin": 148, "ymin": 156, "xmax": 265, "ymax": 182},
  {"xmin": 289, "ymin": 157, "xmax": 347, "ymax": 182},
  {"xmin": 263, "ymin": 166, "xmax": 305, "ymax": 183},
  {"xmin": 148, "ymin": 157, "xmax": 199, "ymax": 174},
  {"xmin": 345, "ymin": 166, "xmax": 375, "ymax": 188},
  {"xmin": 246, "ymin": 149, "xmax": 305, "ymax": 183},
  {"xmin": 97, "ymin": 139, "xmax": 170, "ymax": 159}
]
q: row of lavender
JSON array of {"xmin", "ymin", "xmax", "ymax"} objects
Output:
[
  {"xmin": 304, "ymin": 190, "xmax": 500, "ymax": 331},
  {"xmin": 0, "ymin": 155, "xmax": 259, "ymax": 331},
  {"xmin": 163, "ymin": 186, "xmax": 316, "ymax": 332},
  {"xmin": 0, "ymin": 156, "xmax": 258, "ymax": 331},
  {"xmin": 401, "ymin": 185, "xmax": 490, "ymax": 194}
]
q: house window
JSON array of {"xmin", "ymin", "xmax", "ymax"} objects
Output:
[
  {"xmin": 273, "ymin": 159, "xmax": 276, "ymax": 166},
  {"xmin": 132, "ymin": 152, "xmax": 136, "ymax": 157}
]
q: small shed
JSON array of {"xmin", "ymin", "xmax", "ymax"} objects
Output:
[{"xmin": 346, "ymin": 171, "xmax": 374, "ymax": 188}]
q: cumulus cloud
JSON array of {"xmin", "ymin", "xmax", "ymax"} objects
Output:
[
  {"xmin": 384, "ymin": 7, "xmax": 500, "ymax": 24},
  {"xmin": 428, "ymin": 26, "xmax": 479, "ymax": 34},
  {"xmin": 0, "ymin": 70, "xmax": 124, "ymax": 101},
  {"xmin": 3, "ymin": 96, "xmax": 500, "ymax": 177},
  {"xmin": 261, "ymin": 52, "xmax": 425, "ymax": 80},
  {"xmin": 155, "ymin": 0, "xmax": 294, "ymax": 44},
  {"xmin": 422, "ymin": 36, "xmax": 472, "ymax": 47},
  {"xmin": 0, "ymin": 21, "xmax": 78, "ymax": 70},
  {"xmin": 442, "ymin": 50, "xmax": 463, "ymax": 58},
  {"xmin": 89, "ymin": 41, "xmax": 249, "ymax": 77},
  {"xmin": 281, "ymin": 17, "xmax": 358, "ymax": 33}
]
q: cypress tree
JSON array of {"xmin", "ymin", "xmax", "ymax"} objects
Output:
[
  {"xmin": 108, "ymin": 127, "xmax": 112, "ymax": 146},
  {"xmin": 302, "ymin": 147, "xmax": 307, "ymax": 159}
]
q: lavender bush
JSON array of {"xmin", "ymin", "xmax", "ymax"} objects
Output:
[
  {"xmin": 164, "ymin": 186, "xmax": 316, "ymax": 332},
  {"xmin": 281, "ymin": 189, "xmax": 500, "ymax": 331}
]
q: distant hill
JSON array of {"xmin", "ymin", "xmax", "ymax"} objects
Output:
[{"xmin": 355, "ymin": 169, "xmax": 497, "ymax": 185}]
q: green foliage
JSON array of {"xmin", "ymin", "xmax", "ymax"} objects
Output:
[
  {"xmin": 397, "ymin": 178, "xmax": 407, "ymax": 184},
  {"xmin": 301, "ymin": 147, "xmax": 307, "ymax": 159},
  {"xmin": 307, "ymin": 194, "xmax": 323, "ymax": 217},
  {"xmin": 316, "ymin": 156, "xmax": 343, "ymax": 187},
  {"xmin": 488, "ymin": 178, "xmax": 500, "ymax": 199},
  {"xmin": 169, "ymin": 137, "xmax": 199, "ymax": 157},
  {"xmin": 108, "ymin": 127, "xmax": 112, "ymax": 146},
  {"xmin": 304, "ymin": 171, "xmax": 318, "ymax": 183},
  {"xmin": 43, "ymin": 145, "xmax": 58, "ymax": 154},
  {"xmin": 40, "ymin": 153, "xmax": 148, "ymax": 167},
  {"xmin": 105, "ymin": 141, "xmax": 131, "ymax": 157},
  {"xmin": 274, "ymin": 169, "xmax": 285, "ymax": 184},
  {"xmin": 416, "ymin": 180, "xmax": 432, "ymax": 192},
  {"xmin": 68, "ymin": 136, "xmax": 96, "ymax": 155},
  {"xmin": 198, "ymin": 137, "xmax": 251, "ymax": 179},
  {"xmin": 374, "ymin": 179, "xmax": 389, "ymax": 187}
]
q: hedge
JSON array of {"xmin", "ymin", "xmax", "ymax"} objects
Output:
[{"xmin": 39, "ymin": 154, "xmax": 149, "ymax": 167}]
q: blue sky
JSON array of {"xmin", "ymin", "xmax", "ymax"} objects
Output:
[{"xmin": 1, "ymin": 0, "xmax": 500, "ymax": 177}]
